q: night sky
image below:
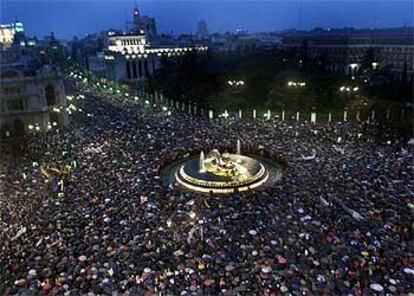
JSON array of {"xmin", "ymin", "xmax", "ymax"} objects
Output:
[{"xmin": 1, "ymin": 0, "xmax": 413, "ymax": 40}]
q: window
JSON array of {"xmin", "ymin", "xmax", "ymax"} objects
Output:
[
  {"xmin": 49, "ymin": 111, "xmax": 59, "ymax": 124},
  {"xmin": 7, "ymin": 99, "xmax": 24, "ymax": 111},
  {"xmin": 3, "ymin": 86, "xmax": 21, "ymax": 94},
  {"xmin": 45, "ymin": 85, "xmax": 56, "ymax": 106},
  {"xmin": 13, "ymin": 118, "xmax": 25, "ymax": 135},
  {"xmin": 1, "ymin": 69, "xmax": 19, "ymax": 78}
]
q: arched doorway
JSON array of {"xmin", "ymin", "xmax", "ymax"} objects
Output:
[
  {"xmin": 49, "ymin": 112, "xmax": 59, "ymax": 126},
  {"xmin": 13, "ymin": 118, "xmax": 25, "ymax": 136},
  {"xmin": 45, "ymin": 85, "xmax": 56, "ymax": 106}
]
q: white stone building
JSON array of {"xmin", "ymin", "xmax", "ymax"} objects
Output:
[
  {"xmin": 100, "ymin": 29, "xmax": 207, "ymax": 88},
  {"xmin": 0, "ymin": 65, "xmax": 67, "ymax": 136},
  {"xmin": 0, "ymin": 21, "xmax": 24, "ymax": 49},
  {"xmin": 86, "ymin": 7, "xmax": 208, "ymax": 88}
]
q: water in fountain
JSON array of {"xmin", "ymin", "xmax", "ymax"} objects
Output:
[
  {"xmin": 199, "ymin": 151, "xmax": 206, "ymax": 173},
  {"xmin": 236, "ymin": 139, "xmax": 241, "ymax": 155}
]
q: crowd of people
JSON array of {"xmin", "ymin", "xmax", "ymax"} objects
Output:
[{"xmin": 1, "ymin": 74, "xmax": 413, "ymax": 295}]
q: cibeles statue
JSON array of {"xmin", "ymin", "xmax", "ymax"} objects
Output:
[
  {"xmin": 201, "ymin": 149, "xmax": 239, "ymax": 177},
  {"xmin": 175, "ymin": 147, "xmax": 274, "ymax": 194},
  {"xmin": 207, "ymin": 149, "xmax": 225, "ymax": 166}
]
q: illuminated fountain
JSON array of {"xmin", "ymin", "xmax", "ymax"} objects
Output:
[
  {"xmin": 199, "ymin": 151, "xmax": 206, "ymax": 173},
  {"xmin": 236, "ymin": 139, "xmax": 241, "ymax": 155},
  {"xmin": 174, "ymin": 148, "xmax": 271, "ymax": 194},
  {"xmin": 162, "ymin": 139, "xmax": 283, "ymax": 194}
]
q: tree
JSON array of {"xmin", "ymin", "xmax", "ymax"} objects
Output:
[{"xmin": 151, "ymin": 51, "xmax": 224, "ymax": 108}]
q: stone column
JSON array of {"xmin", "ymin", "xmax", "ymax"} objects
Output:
[
  {"xmin": 328, "ymin": 112, "xmax": 332, "ymax": 123},
  {"xmin": 253, "ymin": 109, "xmax": 256, "ymax": 119},
  {"xmin": 282, "ymin": 110, "xmax": 285, "ymax": 121},
  {"xmin": 296, "ymin": 111, "xmax": 300, "ymax": 122},
  {"xmin": 239, "ymin": 109, "xmax": 242, "ymax": 119},
  {"xmin": 311, "ymin": 112, "xmax": 317, "ymax": 123}
]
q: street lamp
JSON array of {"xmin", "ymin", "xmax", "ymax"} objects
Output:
[
  {"xmin": 339, "ymin": 85, "xmax": 360, "ymax": 111},
  {"xmin": 228, "ymin": 80, "xmax": 245, "ymax": 87},
  {"xmin": 287, "ymin": 81, "xmax": 306, "ymax": 88},
  {"xmin": 339, "ymin": 85, "xmax": 359, "ymax": 96}
]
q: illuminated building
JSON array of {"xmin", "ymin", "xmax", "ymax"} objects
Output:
[
  {"xmin": 91, "ymin": 7, "xmax": 208, "ymax": 88},
  {"xmin": 103, "ymin": 43, "xmax": 207, "ymax": 85},
  {"xmin": 0, "ymin": 21, "xmax": 24, "ymax": 49},
  {"xmin": 281, "ymin": 27, "xmax": 414, "ymax": 81},
  {"xmin": 0, "ymin": 64, "xmax": 67, "ymax": 136},
  {"xmin": 107, "ymin": 32, "xmax": 146, "ymax": 54}
]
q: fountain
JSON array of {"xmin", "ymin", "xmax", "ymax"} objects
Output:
[
  {"xmin": 160, "ymin": 133, "xmax": 286, "ymax": 193},
  {"xmin": 199, "ymin": 151, "xmax": 206, "ymax": 173},
  {"xmin": 173, "ymin": 148, "xmax": 271, "ymax": 194},
  {"xmin": 162, "ymin": 146, "xmax": 283, "ymax": 194}
]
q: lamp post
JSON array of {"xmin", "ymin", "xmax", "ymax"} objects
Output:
[
  {"xmin": 339, "ymin": 85, "xmax": 359, "ymax": 115},
  {"xmin": 287, "ymin": 80, "xmax": 306, "ymax": 116},
  {"xmin": 227, "ymin": 79, "xmax": 245, "ymax": 120}
]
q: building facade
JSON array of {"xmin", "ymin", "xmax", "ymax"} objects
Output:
[
  {"xmin": 88, "ymin": 51, "xmax": 106, "ymax": 77},
  {"xmin": 0, "ymin": 21, "xmax": 24, "ymax": 48},
  {"xmin": 0, "ymin": 65, "xmax": 67, "ymax": 137},
  {"xmin": 85, "ymin": 7, "xmax": 208, "ymax": 89},
  {"xmin": 281, "ymin": 28, "xmax": 414, "ymax": 81},
  {"xmin": 103, "ymin": 40, "xmax": 207, "ymax": 87},
  {"xmin": 107, "ymin": 32, "xmax": 147, "ymax": 53}
]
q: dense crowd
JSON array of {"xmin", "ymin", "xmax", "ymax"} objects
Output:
[{"xmin": 1, "ymin": 77, "xmax": 413, "ymax": 295}]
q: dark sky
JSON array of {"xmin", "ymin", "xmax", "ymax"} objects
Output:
[{"xmin": 1, "ymin": 0, "xmax": 413, "ymax": 40}]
